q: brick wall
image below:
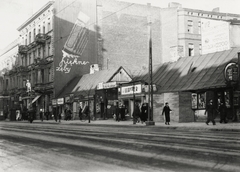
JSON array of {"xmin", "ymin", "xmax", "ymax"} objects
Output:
[
  {"xmin": 101, "ymin": 0, "xmax": 161, "ymax": 73},
  {"xmin": 160, "ymin": 8, "xmax": 178, "ymax": 62},
  {"xmin": 153, "ymin": 92, "xmax": 179, "ymax": 122},
  {"xmin": 179, "ymin": 92, "xmax": 194, "ymax": 122}
]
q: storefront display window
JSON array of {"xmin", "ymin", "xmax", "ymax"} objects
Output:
[
  {"xmin": 191, "ymin": 93, "xmax": 197, "ymax": 109},
  {"xmin": 198, "ymin": 92, "xmax": 206, "ymax": 109},
  {"xmin": 224, "ymin": 91, "xmax": 231, "ymax": 108},
  {"xmin": 192, "ymin": 92, "xmax": 206, "ymax": 109}
]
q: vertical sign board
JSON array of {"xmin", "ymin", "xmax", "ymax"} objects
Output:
[{"xmin": 201, "ymin": 19, "xmax": 230, "ymax": 55}]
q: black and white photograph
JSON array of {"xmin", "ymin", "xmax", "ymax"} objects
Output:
[{"xmin": 0, "ymin": 0, "xmax": 240, "ymax": 171}]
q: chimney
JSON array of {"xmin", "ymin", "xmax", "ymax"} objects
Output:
[
  {"xmin": 90, "ymin": 64, "xmax": 99, "ymax": 74},
  {"xmin": 212, "ymin": 7, "xmax": 220, "ymax": 12},
  {"xmin": 168, "ymin": 2, "xmax": 182, "ymax": 8}
]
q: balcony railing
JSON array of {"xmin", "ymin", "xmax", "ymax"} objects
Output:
[
  {"xmin": 35, "ymin": 33, "xmax": 50, "ymax": 44},
  {"xmin": 18, "ymin": 45, "xmax": 28, "ymax": 54}
]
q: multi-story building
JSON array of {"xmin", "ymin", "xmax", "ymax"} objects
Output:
[
  {"xmin": 1, "ymin": 2, "xmax": 55, "ymax": 119},
  {"xmin": 160, "ymin": 2, "xmax": 240, "ymax": 62},
  {"xmin": 0, "ymin": 39, "xmax": 19, "ymax": 120}
]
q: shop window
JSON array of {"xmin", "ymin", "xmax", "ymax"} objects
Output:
[
  {"xmin": 188, "ymin": 43, "xmax": 194, "ymax": 56},
  {"xmin": 224, "ymin": 91, "xmax": 231, "ymax": 108},
  {"xmin": 199, "ymin": 44, "xmax": 202, "ymax": 55},
  {"xmin": 198, "ymin": 21, "xmax": 201, "ymax": 34},
  {"xmin": 191, "ymin": 92, "xmax": 206, "ymax": 109}
]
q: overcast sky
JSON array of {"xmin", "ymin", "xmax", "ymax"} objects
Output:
[{"xmin": 0, "ymin": 0, "xmax": 240, "ymax": 51}]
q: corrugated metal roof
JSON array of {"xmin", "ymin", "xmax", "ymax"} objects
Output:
[
  {"xmin": 70, "ymin": 67, "xmax": 129, "ymax": 97},
  {"xmin": 135, "ymin": 47, "xmax": 240, "ymax": 93}
]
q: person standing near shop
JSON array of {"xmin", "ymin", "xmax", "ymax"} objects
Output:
[
  {"xmin": 219, "ymin": 101, "xmax": 227, "ymax": 124},
  {"xmin": 162, "ymin": 102, "xmax": 172, "ymax": 125},
  {"xmin": 205, "ymin": 99, "xmax": 216, "ymax": 125},
  {"xmin": 132, "ymin": 103, "xmax": 140, "ymax": 124},
  {"xmin": 39, "ymin": 109, "xmax": 43, "ymax": 122},
  {"xmin": 78, "ymin": 106, "xmax": 83, "ymax": 120}
]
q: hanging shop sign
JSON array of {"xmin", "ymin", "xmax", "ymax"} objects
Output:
[
  {"xmin": 57, "ymin": 98, "xmax": 64, "ymax": 105},
  {"xmin": 121, "ymin": 84, "xmax": 142, "ymax": 95},
  {"xmin": 65, "ymin": 96, "xmax": 70, "ymax": 103},
  {"xmin": 52, "ymin": 99, "xmax": 57, "ymax": 106},
  {"xmin": 97, "ymin": 82, "xmax": 117, "ymax": 90},
  {"xmin": 224, "ymin": 62, "xmax": 238, "ymax": 82}
]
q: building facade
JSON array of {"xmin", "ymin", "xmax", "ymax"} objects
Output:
[
  {"xmin": 160, "ymin": 2, "xmax": 240, "ymax": 62},
  {"xmin": 0, "ymin": 39, "xmax": 19, "ymax": 120}
]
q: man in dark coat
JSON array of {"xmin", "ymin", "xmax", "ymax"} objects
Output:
[
  {"xmin": 140, "ymin": 103, "xmax": 148, "ymax": 123},
  {"xmin": 218, "ymin": 101, "xmax": 227, "ymax": 124},
  {"xmin": 78, "ymin": 106, "xmax": 83, "ymax": 120},
  {"xmin": 162, "ymin": 102, "xmax": 172, "ymax": 125},
  {"xmin": 132, "ymin": 103, "xmax": 140, "ymax": 124},
  {"xmin": 205, "ymin": 99, "xmax": 216, "ymax": 125}
]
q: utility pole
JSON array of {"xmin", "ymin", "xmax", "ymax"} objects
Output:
[{"xmin": 146, "ymin": 3, "xmax": 155, "ymax": 126}]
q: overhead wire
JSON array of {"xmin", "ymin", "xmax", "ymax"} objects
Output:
[{"xmin": 53, "ymin": 2, "xmax": 135, "ymax": 44}]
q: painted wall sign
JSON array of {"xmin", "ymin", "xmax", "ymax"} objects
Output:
[
  {"xmin": 121, "ymin": 84, "xmax": 142, "ymax": 95},
  {"xmin": 201, "ymin": 19, "xmax": 230, "ymax": 54},
  {"xmin": 56, "ymin": 11, "xmax": 90, "ymax": 73}
]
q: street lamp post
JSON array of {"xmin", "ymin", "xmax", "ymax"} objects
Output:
[{"xmin": 146, "ymin": 3, "xmax": 155, "ymax": 126}]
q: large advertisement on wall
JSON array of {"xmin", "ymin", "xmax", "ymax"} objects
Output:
[
  {"xmin": 54, "ymin": 0, "xmax": 98, "ymax": 96},
  {"xmin": 201, "ymin": 19, "xmax": 230, "ymax": 55}
]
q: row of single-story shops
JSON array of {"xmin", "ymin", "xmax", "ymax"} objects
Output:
[{"xmin": 52, "ymin": 48, "xmax": 240, "ymax": 123}]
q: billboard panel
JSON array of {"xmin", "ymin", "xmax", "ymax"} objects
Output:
[{"xmin": 201, "ymin": 19, "xmax": 230, "ymax": 55}]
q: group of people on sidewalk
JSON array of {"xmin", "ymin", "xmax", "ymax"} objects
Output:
[
  {"xmin": 161, "ymin": 99, "xmax": 229, "ymax": 126},
  {"xmin": 204, "ymin": 99, "xmax": 228, "ymax": 125}
]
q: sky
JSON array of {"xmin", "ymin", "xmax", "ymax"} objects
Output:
[{"xmin": 0, "ymin": 0, "xmax": 240, "ymax": 51}]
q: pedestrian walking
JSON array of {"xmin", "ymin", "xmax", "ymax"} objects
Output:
[
  {"xmin": 78, "ymin": 106, "xmax": 83, "ymax": 120},
  {"xmin": 115, "ymin": 104, "xmax": 120, "ymax": 122},
  {"xmin": 140, "ymin": 103, "xmax": 148, "ymax": 124},
  {"xmin": 162, "ymin": 102, "xmax": 172, "ymax": 125},
  {"xmin": 219, "ymin": 101, "xmax": 227, "ymax": 124},
  {"xmin": 132, "ymin": 103, "xmax": 140, "ymax": 124},
  {"xmin": 119, "ymin": 105, "xmax": 126, "ymax": 121},
  {"xmin": 40, "ymin": 109, "xmax": 43, "ymax": 122},
  {"xmin": 205, "ymin": 99, "xmax": 216, "ymax": 125}
]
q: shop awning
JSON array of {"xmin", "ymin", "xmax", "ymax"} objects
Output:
[{"xmin": 32, "ymin": 95, "xmax": 41, "ymax": 103}]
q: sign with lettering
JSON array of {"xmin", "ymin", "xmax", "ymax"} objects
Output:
[
  {"xmin": 201, "ymin": 19, "xmax": 230, "ymax": 54},
  {"xmin": 121, "ymin": 84, "xmax": 142, "ymax": 95},
  {"xmin": 57, "ymin": 98, "xmax": 64, "ymax": 105},
  {"xmin": 52, "ymin": 99, "xmax": 57, "ymax": 106},
  {"xmin": 97, "ymin": 82, "xmax": 117, "ymax": 90}
]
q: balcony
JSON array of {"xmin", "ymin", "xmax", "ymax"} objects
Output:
[
  {"xmin": 35, "ymin": 33, "xmax": 51, "ymax": 44},
  {"xmin": 18, "ymin": 45, "xmax": 28, "ymax": 54},
  {"xmin": 27, "ymin": 41, "xmax": 37, "ymax": 49},
  {"xmin": 34, "ymin": 82, "xmax": 54, "ymax": 93}
]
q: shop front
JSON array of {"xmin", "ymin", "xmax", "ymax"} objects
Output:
[
  {"xmin": 118, "ymin": 81, "xmax": 147, "ymax": 120},
  {"xmin": 95, "ymin": 82, "xmax": 119, "ymax": 119}
]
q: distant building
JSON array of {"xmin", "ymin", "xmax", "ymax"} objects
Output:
[{"xmin": 161, "ymin": 2, "xmax": 240, "ymax": 62}]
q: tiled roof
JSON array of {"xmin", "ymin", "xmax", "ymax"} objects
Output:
[{"xmin": 136, "ymin": 47, "xmax": 240, "ymax": 93}]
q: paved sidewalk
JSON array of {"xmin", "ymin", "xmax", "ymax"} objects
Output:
[{"xmin": 7, "ymin": 118, "xmax": 240, "ymax": 132}]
